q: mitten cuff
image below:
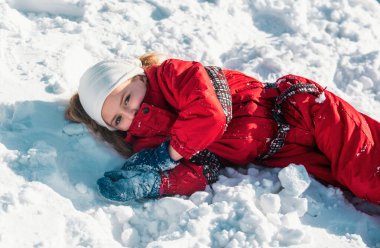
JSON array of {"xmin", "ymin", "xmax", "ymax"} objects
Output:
[
  {"xmin": 147, "ymin": 172, "xmax": 161, "ymax": 198},
  {"xmin": 156, "ymin": 140, "xmax": 180, "ymax": 171}
]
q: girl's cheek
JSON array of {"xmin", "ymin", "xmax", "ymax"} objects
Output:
[{"xmin": 123, "ymin": 119, "xmax": 132, "ymax": 131}]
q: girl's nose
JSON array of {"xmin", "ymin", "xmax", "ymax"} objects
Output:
[{"xmin": 123, "ymin": 108, "xmax": 136, "ymax": 119}]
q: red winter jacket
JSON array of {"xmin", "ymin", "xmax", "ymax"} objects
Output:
[{"xmin": 124, "ymin": 59, "xmax": 380, "ymax": 204}]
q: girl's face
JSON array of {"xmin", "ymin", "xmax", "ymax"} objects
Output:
[{"xmin": 101, "ymin": 75, "xmax": 147, "ymax": 131}]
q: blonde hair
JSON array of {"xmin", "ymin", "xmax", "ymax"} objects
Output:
[{"xmin": 65, "ymin": 52, "xmax": 162, "ymax": 158}]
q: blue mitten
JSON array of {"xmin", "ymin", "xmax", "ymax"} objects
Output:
[
  {"xmin": 97, "ymin": 169, "xmax": 161, "ymax": 202},
  {"xmin": 122, "ymin": 140, "xmax": 179, "ymax": 172}
]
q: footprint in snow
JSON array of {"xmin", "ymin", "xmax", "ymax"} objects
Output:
[
  {"xmin": 151, "ymin": 5, "xmax": 171, "ymax": 21},
  {"xmin": 253, "ymin": 13, "xmax": 294, "ymax": 36}
]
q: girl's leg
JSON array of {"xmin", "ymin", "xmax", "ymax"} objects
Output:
[{"xmin": 278, "ymin": 75, "xmax": 380, "ymax": 204}]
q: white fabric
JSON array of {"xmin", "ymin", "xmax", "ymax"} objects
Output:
[{"xmin": 78, "ymin": 60, "xmax": 144, "ymax": 130}]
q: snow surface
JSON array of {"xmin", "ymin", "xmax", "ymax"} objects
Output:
[{"xmin": 1, "ymin": 0, "xmax": 380, "ymax": 247}]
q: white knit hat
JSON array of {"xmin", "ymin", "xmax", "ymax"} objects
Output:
[{"xmin": 78, "ymin": 60, "xmax": 144, "ymax": 130}]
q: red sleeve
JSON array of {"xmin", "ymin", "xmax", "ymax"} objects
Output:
[
  {"xmin": 160, "ymin": 160, "xmax": 208, "ymax": 196},
  {"xmin": 156, "ymin": 59, "xmax": 227, "ymax": 159}
]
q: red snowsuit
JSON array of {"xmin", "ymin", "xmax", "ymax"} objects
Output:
[{"xmin": 124, "ymin": 59, "xmax": 380, "ymax": 204}]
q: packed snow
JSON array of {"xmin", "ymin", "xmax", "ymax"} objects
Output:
[{"xmin": 1, "ymin": 0, "xmax": 380, "ymax": 247}]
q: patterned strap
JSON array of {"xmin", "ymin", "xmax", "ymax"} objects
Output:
[
  {"xmin": 188, "ymin": 66, "xmax": 232, "ymax": 184},
  {"xmin": 258, "ymin": 82, "xmax": 320, "ymax": 160},
  {"xmin": 189, "ymin": 149, "xmax": 221, "ymax": 184},
  {"xmin": 204, "ymin": 66, "xmax": 233, "ymax": 129},
  {"xmin": 276, "ymin": 84, "xmax": 320, "ymax": 106}
]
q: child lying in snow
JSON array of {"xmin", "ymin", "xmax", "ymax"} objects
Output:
[{"xmin": 65, "ymin": 53, "xmax": 380, "ymax": 204}]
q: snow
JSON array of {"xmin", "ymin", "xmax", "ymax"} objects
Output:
[
  {"xmin": 1, "ymin": 0, "xmax": 380, "ymax": 247},
  {"xmin": 315, "ymin": 92, "xmax": 326, "ymax": 103},
  {"xmin": 278, "ymin": 164, "xmax": 311, "ymax": 197}
]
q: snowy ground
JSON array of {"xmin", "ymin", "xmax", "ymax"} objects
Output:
[{"xmin": 1, "ymin": 0, "xmax": 380, "ymax": 247}]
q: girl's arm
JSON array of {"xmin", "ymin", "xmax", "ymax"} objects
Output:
[
  {"xmin": 154, "ymin": 59, "xmax": 227, "ymax": 159},
  {"xmin": 168, "ymin": 144, "xmax": 183, "ymax": 161},
  {"xmin": 97, "ymin": 159, "xmax": 211, "ymax": 202}
]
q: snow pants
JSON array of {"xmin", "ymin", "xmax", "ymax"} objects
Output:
[
  {"xmin": 260, "ymin": 75, "xmax": 380, "ymax": 204},
  {"xmin": 160, "ymin": 74, "xmax": 380, "ymax": 204}
]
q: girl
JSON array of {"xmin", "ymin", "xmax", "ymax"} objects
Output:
[{"xmin": 66, "ymin": 53, "xmax": 380, "ymax": 204}]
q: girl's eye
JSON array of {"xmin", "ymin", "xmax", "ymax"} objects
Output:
[
  {"xmin": 115, "ymin": 116, "xmax": 122, "ymax": 126},
  {"xmin": 124, "ymin": 95, "xmax": 130, "ymax": 105}
]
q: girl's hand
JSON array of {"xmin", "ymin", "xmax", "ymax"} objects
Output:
[
  {"xmin": 122, "ymin": 140, "xmax": 180, "ymax": 172},
  {"xmin": 97, "ymin": 169, "xmax": 161, "ymax": 202}
]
